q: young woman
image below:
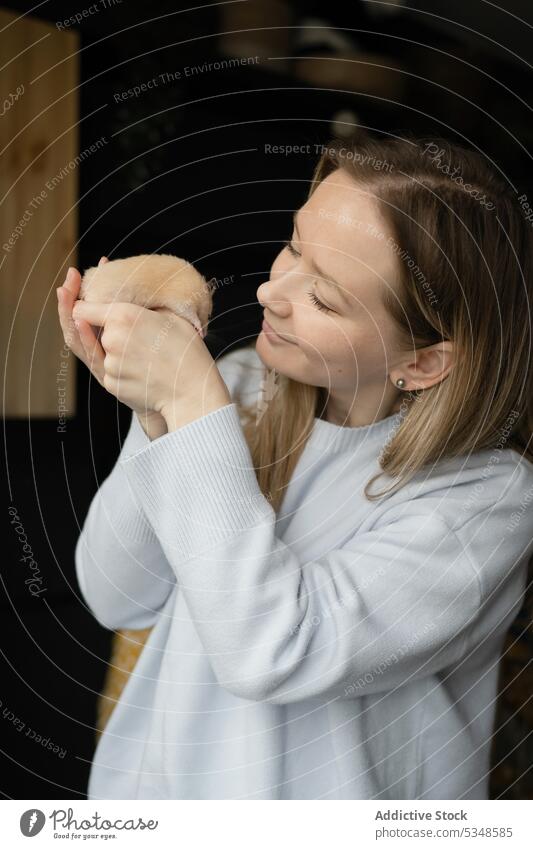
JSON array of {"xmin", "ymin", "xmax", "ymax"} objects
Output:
[{"xmin": 58, "ymin": 133, "xmax": 533, "ymax": 800}]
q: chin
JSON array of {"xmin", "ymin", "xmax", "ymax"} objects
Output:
[
  {"xmin": 255, "ymin": 334, "xmax": 303, "ymax": 381},
  {"xmin": 255, "ymin": 333, "xmax": 272, "ymax": 366},
  {"xmin": 255, "ymin": 331, "xmax": 287, "ymax": 365}
]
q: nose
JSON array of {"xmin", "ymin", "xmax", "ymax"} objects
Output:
[{"xmin": 256, "ymin": 278, "xmax": 291, "ymax": 318}]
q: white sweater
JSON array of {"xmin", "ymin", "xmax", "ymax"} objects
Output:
[{"xmin": 76, "ymin": 344, "xmax": 533, "ymax": 800}]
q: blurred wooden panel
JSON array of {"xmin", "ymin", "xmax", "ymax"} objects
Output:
[{"xmin": 0, "ymin": 8, "xmax": 78, "ymax": 418}]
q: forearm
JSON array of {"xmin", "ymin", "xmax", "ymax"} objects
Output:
[
  {"xmin": 75, "ymin": 411, "xmax": 175, "ymax": 630},
  {"xmin": 75, "ymin": 483, "xmax": 175, "ymax": 630}
]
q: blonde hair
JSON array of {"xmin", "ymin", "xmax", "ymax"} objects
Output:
[{"xmin": 237, "ymin": 132, "xmax": 533, "ymax": 514}]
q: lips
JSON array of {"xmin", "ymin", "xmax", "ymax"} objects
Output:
[
  {"xmin": 263, "ymin": 317, "xmax": 278, "ymax": 334},
  {"xmin": 262, "ymin": 316, "xmax": 293, "ymax": 343}
]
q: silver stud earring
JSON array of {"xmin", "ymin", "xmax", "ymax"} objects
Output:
[{"xmin": 395, "ymin": 377, "xmax": 406, "ymax": 389}]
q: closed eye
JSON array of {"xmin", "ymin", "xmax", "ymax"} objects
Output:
[
  {"xmin": 282, "ymin": 239, "xmax": 334, "ymax": 314},
  {"xmin": 306, "ymin": 291, "xmax": 333, "ymax": 313}
]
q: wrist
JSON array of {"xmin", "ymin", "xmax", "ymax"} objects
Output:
[
  {"xmin": 135, "ymin": 410, "xmax": 168, "ymax": 441},
  {"xmin": 161, "ymin": 384, "xmax": 232, "ymax": 433}
]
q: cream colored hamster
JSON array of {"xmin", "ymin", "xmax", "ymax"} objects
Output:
[{"xmin": 79, "ymin": 254, "xmax": 214, "ymax": 338}]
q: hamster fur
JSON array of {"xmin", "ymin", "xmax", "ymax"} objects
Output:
[{"xmin": 79, "ymin": 254, "xmax": 214, "ymax": 337}]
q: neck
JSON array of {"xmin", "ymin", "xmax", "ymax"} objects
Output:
[{"xmin": 321, "ymin": 383, "xmax": 402, "ymax": 428}]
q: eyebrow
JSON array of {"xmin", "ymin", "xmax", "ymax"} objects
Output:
[{"xmin": 292, "ymin": 211, "xmax": 351, "ymax": 307}]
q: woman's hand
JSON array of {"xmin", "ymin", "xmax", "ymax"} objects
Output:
[
  {"xmin": 56, "ymin": 259, "xmax": 107, "ymax": 386},
  {"xmin": 56, "ymin": 258, "xmax": 168, "ymax": 439},
  {"xmin": 70, "ymin": 296, "xmax": 232, "ymax": 432}
]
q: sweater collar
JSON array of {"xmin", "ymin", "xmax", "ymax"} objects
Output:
[{"xmin": 307, "ymin": 409, "xmax": 405, "ymax": 454}]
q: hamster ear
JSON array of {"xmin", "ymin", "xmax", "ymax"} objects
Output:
[{"xmin": 206, "ymin": 277, "xmax": 218, "ymax": 294}]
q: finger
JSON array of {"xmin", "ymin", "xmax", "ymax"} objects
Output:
[
  {"xmin": 62, "ymin": 266, "xmax": 81, "ymax": 299},
  {"xmin": 57, "ymin": 285, "xmax": 84, "ymax": 355},
  {"xmin": 72, "ymin": 300, "xmax": 117, "ymax": 327},
  {"xmin": 76, "ymin": 318, "xmax": 105, "ymax": 382},
  {"xmin": 57, "ymin": 267, "xmax": 82, "ymax": 346}
]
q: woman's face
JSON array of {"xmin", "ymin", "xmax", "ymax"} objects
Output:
[{"xmin": 255, "ymin": 168, "xmax": 407, "ymax": 423}]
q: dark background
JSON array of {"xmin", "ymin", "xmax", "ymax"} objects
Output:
[{"xmin": 2, "ymin": 0, "xmax": 533, "ymax": 798}]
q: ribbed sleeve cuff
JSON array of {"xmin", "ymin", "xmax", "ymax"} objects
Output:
[{"xmin": 119, "ymin": 403, "xmax": 273, "ymax": 563}]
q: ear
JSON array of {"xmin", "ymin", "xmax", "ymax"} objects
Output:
[{"xmin": 394, "ymin": 341, "xmax": 454, "ymax": 391}]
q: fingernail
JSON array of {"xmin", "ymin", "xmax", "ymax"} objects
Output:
[
  {"xmin": 65, "ymin": 267, "xmax": 75, "ymax": 283},
  {"xmin": 56, "ymin": 287, "xmax": 61, "ymax": 300}
]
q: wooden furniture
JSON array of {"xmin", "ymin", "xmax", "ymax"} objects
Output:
[
  {"xmin": 96, "ymin": 628, "xmax": 152, "ymax": 738},
  {"xmin": 0, "ymin": 8, "xmax": 78, "ymax": 418}
]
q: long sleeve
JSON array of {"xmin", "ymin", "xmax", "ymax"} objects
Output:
[
  {"xmin": 75, "ymin": 411, "xmax": 176, "ymax": 630},
  {"xmin": 118, "ymin": 402, "xmax": 490, "ymax": 704}
]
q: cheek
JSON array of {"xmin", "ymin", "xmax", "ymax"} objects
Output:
[
  {"xmin": 300, "ymin": 317, "xmax": 386, "ymax": 373},
  {"xmin": 297, "ymin": 317, "xmax": 351, "ymax": 366}
]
